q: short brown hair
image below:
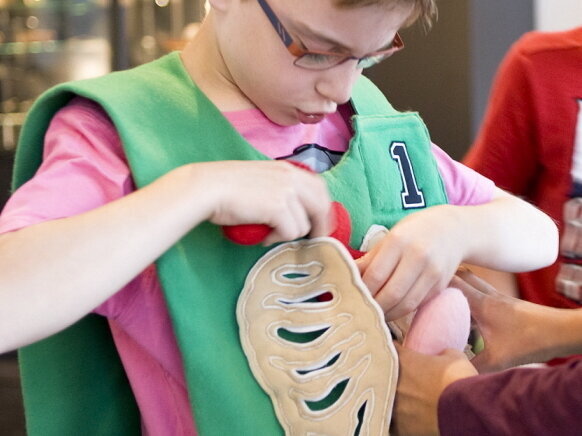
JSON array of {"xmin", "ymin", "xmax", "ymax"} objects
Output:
[{"xmin": 334, "ymin": 0, "xmax": 438, "ymax": 30}]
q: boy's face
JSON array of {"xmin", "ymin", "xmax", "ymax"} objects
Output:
[{"xmin": 213, "ymin": 0, "xmax": 413, "ymax": 125}]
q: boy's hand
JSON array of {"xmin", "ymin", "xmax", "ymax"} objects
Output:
[
  {"xmin": 393, "ymin": 343, "xmax": 477, "ymax": 436},
  {"xmin": 198, "ymin": 160, "xmax": 333, "ymax": 245},
  {"xmin": 357, "ymin": 205, "xmax": 464, "ymax": 320}
]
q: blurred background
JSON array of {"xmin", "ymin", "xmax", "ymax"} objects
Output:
[{"xmin": 0, "ymin": 0, "xmax": 581, "ymax": 434}]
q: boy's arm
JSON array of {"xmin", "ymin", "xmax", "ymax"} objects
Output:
[
  {"xmin": 449, "ymin": 187, "xmax": 558, "ymax": 271},
  {"xmin": 0, "ymin": 160, "xmax": 333, "ymax": 354},
  {"xmin": 358, "ymin": 187, "xmax": 558, "ymax": 320}
]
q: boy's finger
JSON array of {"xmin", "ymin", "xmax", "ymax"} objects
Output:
[
  {"xmin": 296, "ymin": 175, "xmax": 334, "ymax": 238},
  {"xmin": 308, "ymin": 205, "xmax": 335, "ymax": 238},
  {"xmin": 355, "ymin": 252, "xmax": 371, "ymax": 274}
]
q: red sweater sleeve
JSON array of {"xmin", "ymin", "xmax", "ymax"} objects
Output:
[
  {"xmin": 437, "ymin": 359, "xmax": 582, "ymax": 435},
  {"xmin": 464, "ymin": 38, "xmax": 539, "ymax": 196}
]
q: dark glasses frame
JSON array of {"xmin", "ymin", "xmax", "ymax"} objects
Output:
[{"xmin": 257, "ymin": 0, "xmax": 404, "ymax": 70}]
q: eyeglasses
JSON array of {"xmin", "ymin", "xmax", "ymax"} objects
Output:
[{"xmin": 257, "ymin": 0, "xmax": 404, "ymax": 70}]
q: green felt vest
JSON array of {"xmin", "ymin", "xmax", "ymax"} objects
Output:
[{"xmin": 13, "ymin": 52, "xmax": 447, "ymax": 435}]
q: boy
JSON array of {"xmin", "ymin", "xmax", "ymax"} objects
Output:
[{"xmin": 0, "ymin": 0, "xmax": 557, "ymax": 434}]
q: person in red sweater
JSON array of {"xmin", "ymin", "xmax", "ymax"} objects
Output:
[
  {"xmin": 464, "ymin": 26, "xmax": 582, "ymax": 308},
  {"xmin": 393, "ymin": 269, "xmax": 582, "ymax": 436}
]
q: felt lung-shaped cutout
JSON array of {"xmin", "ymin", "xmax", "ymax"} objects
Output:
[{"xmin": 237, "ymin": 237, "xmax": 398, "ymax": 435}]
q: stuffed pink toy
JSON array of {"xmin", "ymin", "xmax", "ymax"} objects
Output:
[{"xmin": 403, "ymin": 287, "xmax": 471, "ymax": 355}]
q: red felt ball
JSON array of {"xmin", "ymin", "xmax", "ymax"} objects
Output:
[
  {"xmin": 329, "ymin": 202, "xmax": 350, "ymax": 245},
  {"xmin": 222, "ymin": 224, "xmax": 271, "ymax": 245},
  {"xmin": 329, "ymin": 202, "xmax": 365, "ymax": 259}
]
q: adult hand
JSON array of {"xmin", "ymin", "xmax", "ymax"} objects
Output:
[
  {"xmin": 392, "ymin": 343, "xmax": 477, "ymax": 435},
  {"xmin": 451, "ymin": 268, "xmax": 581, "ymax": 372}
]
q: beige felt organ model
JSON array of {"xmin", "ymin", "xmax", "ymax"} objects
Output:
[{"xmin": 237, "ymin": 237, "xmax": 398, "ymax": 435}]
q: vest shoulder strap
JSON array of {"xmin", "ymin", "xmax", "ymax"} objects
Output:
[{"xmin": 350, "ymin": 75, "xmax": 398, "ymax": 117}]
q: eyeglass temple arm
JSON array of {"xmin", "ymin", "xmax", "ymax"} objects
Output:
[{"xmin": 257, "ymin": 0, "xmax": 294, "ymax": 48}]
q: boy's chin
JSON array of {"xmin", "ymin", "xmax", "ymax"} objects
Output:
[
  {"xmin": 263, "ymin": 111, "xmax": 303, "ymax": 127},
  {"xmin": 297, "ymin": 111, "xmax": 325, "ymax": 124},
  {"xmin": 265, "ymin": 110, "xmax": 327, "ymax": 127}
]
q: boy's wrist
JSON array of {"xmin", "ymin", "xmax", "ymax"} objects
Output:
[
  {"xmin": 432, "ymin": 204, "xmax": 481, "ymax": 264},
  {"xmin": 163, "ymin": 163, "xmax": 217, "ymax": 225}
]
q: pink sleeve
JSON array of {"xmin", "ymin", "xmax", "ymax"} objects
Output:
[
  {"xmin": 432, "ymin": 143, "xmax": 495, "ymax": 206},
  {"xmin": 0, "ymin": 97, "xmax": 138, "ymax": 317},
  {"xmin": 0, "ymin": 97, "xmax": 134, "ymax": 234}
]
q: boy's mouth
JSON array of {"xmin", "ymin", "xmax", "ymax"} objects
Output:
[{"xmin": 297, "ymin": 110, "xmax": 325, "ymax": 124}]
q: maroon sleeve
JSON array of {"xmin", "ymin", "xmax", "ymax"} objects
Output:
[
  {"xmin": 437, "ymin": 359, "xmax": 582, "ymax": 435},
  {"xmin": 463, "ymin": 36, "xmax": 539, "ymax": 196}
]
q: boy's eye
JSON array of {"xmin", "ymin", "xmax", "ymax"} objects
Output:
[
  {"xmin": 302, "ymin": 53, "xmax": 335, "ymax": 64},
  {"xmin": 295, "ymin": 52, "xmax": 348, "ymax": 69}
]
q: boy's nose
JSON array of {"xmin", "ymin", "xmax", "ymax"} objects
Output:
[{"xmin": 315, "ymin": 61, "xmax": 362, "ymax": 105}]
